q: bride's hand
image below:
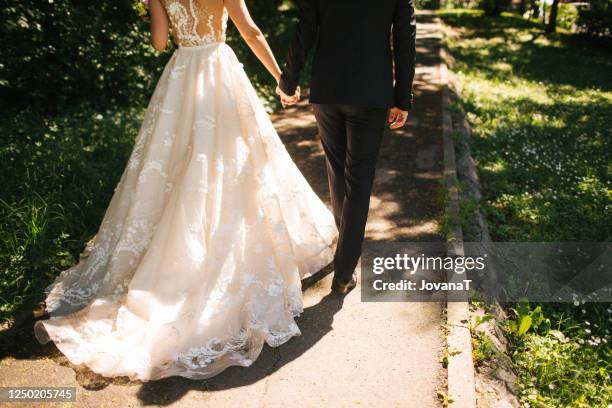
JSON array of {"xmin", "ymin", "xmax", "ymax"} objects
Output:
[
  {"xmin": 276, "ymin": 86, "xmax": 299, "ymax": 107},
  {"xmin": 276, "ymin": 86, "xmax": 300, "ymax": 108}
]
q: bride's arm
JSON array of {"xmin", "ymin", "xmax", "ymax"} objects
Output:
[
  {"xmin": 224, "ymin": 0, "xmax": 282, "ymax": 83},
  {"xmin": 149, "ymin": 0, "xmax": 170, "ymax": 51}
]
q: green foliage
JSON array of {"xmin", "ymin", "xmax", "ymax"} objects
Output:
[
  {"xmin": 576, "ymin": 0, "xmax": 612, "ymax": 40},
  {"xmin": 0, "ymin": 105, "xmax": 144, "ymax": 317},
  {"xmin": 0, "ymin": 0, "xmax": 295, "ymax": 112},
  {"xmin": 556, "ymin": 2, "xmax": 579, "ymax": 31},
  {"xmin": 440, "ymin": 10, "xmax": 612, "ymax": 406},
  {"xmin": 511, "ymin": 303, "xmax": 612, "ymax": 407},
  {"xmin": 472, "ymin": 330, "xmax": 502, "ymax": 366},
  {"xmin": 439, "ymin": 9, "xmax": 612, "ymax": 241},
  {"xmin": 133, "ymin": 0, "xmax": 149, "ymax": 19},
  {"xmin": 416, "ymin": 0, "xmax": 442, "ymax": 10},
  {"xmin": 440, "ymin": 0, "xmax": 479, "ymax": 10},
  {"xmin": 507, "ymin": 300, "xmax": 548, "ymax": 337},
  {"xmin": 0, "ymin": 1, "xmax": 169, "ymax": 111},
  {"xmin": 436, "ymin": 389, "xmax": 453, "ymax": 406},
  {"xmin": 477, "ymin": 0, "xmax": 511, "ymax": 17}
]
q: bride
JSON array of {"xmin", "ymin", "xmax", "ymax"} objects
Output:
[{"xmin": 33, "ymin": 0, "xmax": 337, "ymax": 381}]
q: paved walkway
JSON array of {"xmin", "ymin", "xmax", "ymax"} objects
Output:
[{"xmin": 0, "ymin": 11, "xmax": 446, "ymax": 408}]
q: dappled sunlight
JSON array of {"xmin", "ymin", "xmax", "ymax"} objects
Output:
[
  {"xmin": 441, "ymin": 9, "xmax": 611, "ymax": 241},
  {"xmin": 482, "ymin": 159, "xmax": 506, "ymax": 174},
  {"xmin": 366, "ymin": 192, "xmax": 439, "ymax": 240},
  {"xmin": 414, "ymin": 170, "xmax": 442, "ymax": 180},
  {"xmin": 491, "ymin": 61, "xmax": 513, "ymax": 73}
]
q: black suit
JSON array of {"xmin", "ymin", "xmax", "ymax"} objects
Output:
[
  {"xmin": 279, "ymin": 0, "xmax": 416, "ymax": 110},
  {"xmin": 280, "ymin": 0, "xmax": 416, "ymax": 284}
]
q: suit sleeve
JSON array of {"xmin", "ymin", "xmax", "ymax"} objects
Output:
[
  {"xmin": 279, "ymin": 0, "xmax": 318, "ymax": 96},
  {"xmin": 392, "ymin": 0, "xmax": 416, "ymax": 111}
]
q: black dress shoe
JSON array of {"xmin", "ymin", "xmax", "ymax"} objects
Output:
[{"xmin": 331, "ymin": 273, "xmax": 357, "ymax": 295}]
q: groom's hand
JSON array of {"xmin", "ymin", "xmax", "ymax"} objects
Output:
[
  {"xmin": 276, "ymin": 85, "xmax": 301, "ymax": 108},
  {"xmin": 388, "ymin": 107, "xmax": 409, "ymax": 129}
]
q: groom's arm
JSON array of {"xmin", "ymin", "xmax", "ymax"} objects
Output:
[
  {"xmin": 392, "ymin": 0, "xmax": 417, "ymax": 111},
  {"xmin": 279, "ymin": 0, "xmax": 318, "ymax": 96}
]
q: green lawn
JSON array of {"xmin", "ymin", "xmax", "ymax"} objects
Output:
[
  {"xmin": 440, "ymin": 10, "xmax": 611, "ymax": 242},
  {"xmin": 439, "ymin": 9, "xmax": 611, "ymax": 408}
]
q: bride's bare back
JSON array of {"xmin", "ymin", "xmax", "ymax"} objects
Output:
[
  {"xmin": 150, "ymin": 0, "xmax": 284, "ymax": 83},
  {"xmin": 161, "ymin": 0, "xmax": 227, "ymax": 47}
]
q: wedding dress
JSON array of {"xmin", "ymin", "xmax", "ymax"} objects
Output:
[{"xmin": 33, "ymin": 0, "xmax": 337, "ymax": 381}]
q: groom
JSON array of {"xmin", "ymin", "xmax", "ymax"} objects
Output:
[{"xmin": 278, "ymin": 0, "xmax": 416, "ymax": 294}]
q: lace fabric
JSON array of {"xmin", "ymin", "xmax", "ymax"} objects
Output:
[
  {"xmin": 162, "ymin": 0, "xmax": 228, "ymax": 47},
  {"xmin": 32, "ymin": 17, "xmax": 338, "ymax": 380}
]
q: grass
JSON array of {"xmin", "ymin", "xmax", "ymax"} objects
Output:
[
  {"xmin": 0, "ymin": 105, "xmax": 144, "ymax": 318},
  {"xmin": 440, "ymin": 10, "xmax": 611, "ymax": 241},
  {"xmin": 439, "ymin": 9, "xmax": 612, "ymax": 407},
  {"xmin": 510, "ymin": 302, "xmax": 612, "ymax": 407}
]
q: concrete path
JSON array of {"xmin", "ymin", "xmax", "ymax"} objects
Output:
[{"xmin": 0, "ymin": 11, "xmax": 446, "ymax": 408}]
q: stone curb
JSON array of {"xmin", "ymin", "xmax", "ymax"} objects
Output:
[
  {"xmin": 438, "ymin": 18, "xmax": 478, "ymax": 408},
  {"xmin": 440, "ymin": 19, "xmax": 521, "ymax": 408}
]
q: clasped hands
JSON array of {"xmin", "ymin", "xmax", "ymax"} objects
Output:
[
  {"xmin": 275, "ymin": 84, "xmax": 408, "ymax": 129},
  {"xmin": 275, "ymin": 85, "xmax": 301, "ymax": 108}
]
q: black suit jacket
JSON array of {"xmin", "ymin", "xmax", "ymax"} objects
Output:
[{"xmin": 279, "ymin": 0, "xmax": 416, "ymax": 111}]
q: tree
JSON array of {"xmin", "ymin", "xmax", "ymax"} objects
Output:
[{"xmin": 546, "ymin": 0, "xmax": 561, "ymax": 33}]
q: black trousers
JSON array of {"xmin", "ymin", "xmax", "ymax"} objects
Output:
[{"xmin": 313, "ymin": 104, "xmax": 388, "ymax": 283}]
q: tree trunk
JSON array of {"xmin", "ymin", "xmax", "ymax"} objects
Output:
[
  {"xmin": 546, "ymin": 0, "xmax": 561, "ymax": 33},
  {"xmin": 530, "ymin": 0, "xmax": 540, "ymax": 18}
]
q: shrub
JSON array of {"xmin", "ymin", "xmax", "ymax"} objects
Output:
[
  {"xmin": 0, "ymin": 1, "xmax": 168, "ymax": 111},
  {"xmin": 416, "ymin": 0, "xmax": 442, "ymax": 9},
  {"xmin": 557, "ymin": 2, "xmax": 580, "ymax": 31},
  {"xmin": 576, "ymin": 0, "xmax": 612, "ymax": 39}
]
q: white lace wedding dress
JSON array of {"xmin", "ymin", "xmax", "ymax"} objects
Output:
[{"xmin": 33, "ymin": 0, "xmax": 337, "ymax": 381}]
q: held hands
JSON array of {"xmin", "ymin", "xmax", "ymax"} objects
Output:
[
  {"xmin": 276, "ymin": 85, "xmax": 301, "ymax": 108},
  {"xmin": 388, "ymin": 107, "xmax": 409, "ymax": 130}
]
